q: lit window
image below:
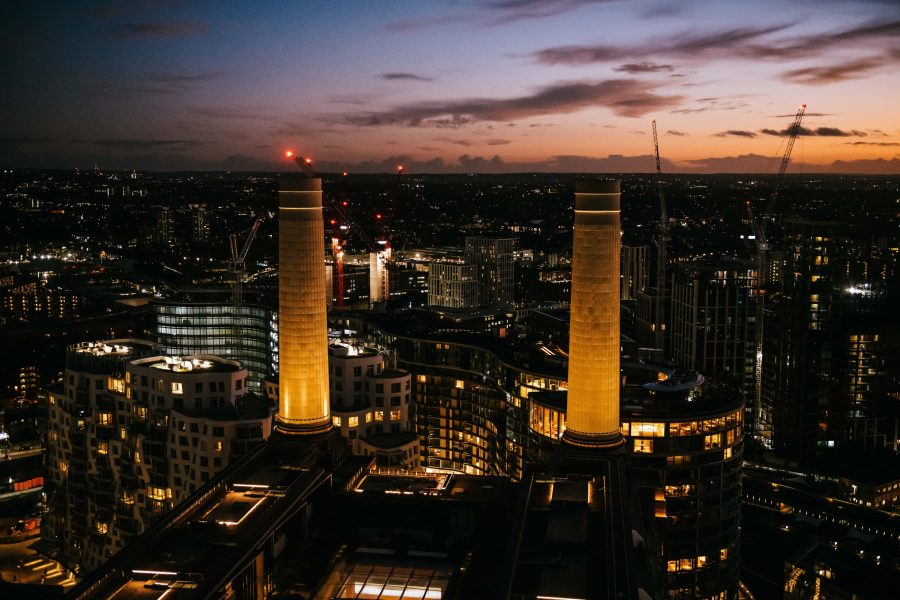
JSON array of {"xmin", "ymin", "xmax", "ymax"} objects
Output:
[
  {"xmin": 455, "ymin": 380, "xmax": 465, "ymax": 389},
  {"xmin": 631, "ymin": 422, "xmax": 664, "ymax": 437},
  {"xmin": 390, "ymin": 410, "xmax": 401, "ymax": 421},
  {"xmin": 172, "ymin": 382, "xmax": 183, "ymax": 395},
  {"xmin": 375, "ymin": 411, "xmax": 384, "ymax": 421},
  {"xmin": 720, "ymin": 548, "xmax": 728, "ymax": 560},
  {"xmin": 119, "ymin": 427, "xmax": 127, "ymax": 440},
  {"xmin": 667, "ymin": 560, "xmax": 677, "ymax": 573},
  {"xmin": 633, "ymin": 439, "xmax": 654, "ymax": 453},
  {"xmin": 97, "ymin": 412, "xmax": 112, "ymax": 426},
  {"xmin": 366, "ymin": 412, "xmax": 373, "ymax": 423},
  {"xmin": 697, "ymin": 555, "xmax": 707, "ymax": 568},
  {"xmin": 215, "ymin": 441, "xmax": 223, "ymax": 452},
  {"xmin": 332, "ymin": 416, "xmax": 342, "ymax": 427},
  {"xmin": 97, "ymin": 440, "xmax": 109, "ymax": 455},
  {"xmin": 348, "ymin": 416, "xmax": 359, "ymax": 427},
  {"xmin": 96, "ymin": 521, "xmax": 108, "ymax": 535},
  {"xmin": 416, "ymin": 374, "xmax": 426, "ymax": 383}
]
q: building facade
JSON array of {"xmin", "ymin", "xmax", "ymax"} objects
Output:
[
  {"xmin": 154, "ymin": 289, "xmax": 277, "ymax": 394},
  {"xmin": 670, "ymin": 258, "xmax": 757, "ymax": 402},
  {"xmin": 44, "ymin": 340, "xmax": 273, "ymax": 572}
]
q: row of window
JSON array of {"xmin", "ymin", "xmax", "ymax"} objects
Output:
[{"xmin": 333, "ymin": 410, "xmax": 403, "ymax": 427}]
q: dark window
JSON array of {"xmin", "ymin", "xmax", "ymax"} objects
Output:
[
  {"xmin": 391, "ymin": 396, "xmax": 401, "ymax": 406},
  {"xmin": 200, "ymin": 456, "xmax": 208, "ymax": 467},
  {"xmin": 195, "ymin": 382, "xmax": 203, "ymax": 393},
  {"xmin": 376, "ymin": 383, "xmax": 384, "ymax": 393},
  {"xmin": 353, "ymin": 367, "xmax": 362, "ymax": 377},
  {"xmin": 376, "ymin": 397, "xmax": 384, "ymax": 407},
  {"xmin": 213, "ymin": 427, "xmax": 225, "ymax": 437},
  {"xmin": 391, "ymin": 382, "xmax": 401, "ymax": 393}
]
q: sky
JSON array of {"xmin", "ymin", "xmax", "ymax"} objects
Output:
[{"xmin": 2, "ymin": 0, "xmax": 900, "ymax": 173}]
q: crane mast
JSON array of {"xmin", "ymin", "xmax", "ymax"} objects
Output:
[
  {"xmin": 751, "ymin": 103, "xmax": 805, "ymax": 437},
  {"xmin": 652, "ymin": 119, "xmax": 669, "ymax": 353},
  {"xmin": 229, "ymin": 219, "xmax": 261, "ymax": 306}
]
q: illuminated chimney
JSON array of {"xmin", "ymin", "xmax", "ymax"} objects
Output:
[
  {"xmin": 562, "ymin": 180, "xmax": 624, "ymax": 449},
  {"xmin": 276, "ymin": 178, "xmax": 332, "ymax": 436}
]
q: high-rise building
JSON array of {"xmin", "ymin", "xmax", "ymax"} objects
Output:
[
  {"xmin": 154, "ymin": 289, "xmax": 277, "ymax": 394},
  {"xmin": 427, "ymin": 262, "xmax": 479, "ymax": 309},
  {"xmin": 368, "ymin": 245, "xmax": 392, "ymax": 304},
  {"xmin": 276, "ymin": 177, "xmax": 331, "ymax": 436},
  {"xmin": 464, "ymin": 236, "xmax": 515, "ymax": 306},
  {"xmin": 563, "ymin": 180, "xmax": 622, "ymax": 449},
  {"xmin": 763, "ymin": 219, "xmax": 897, "ymax": 459},
  {"xmin": 622, "ymin": 244, "xmax": 650, "ymax": 300},
  {"xmin": 670, "ymin": 257, "xmax": 757, "ymax": 401},
  {"xmin": 190, "ymin": 203, "xmax": 211, "ymax": 244},
  {"xmin": 43, "ymin": 340, "xmax": 272, "ymax": 572}
]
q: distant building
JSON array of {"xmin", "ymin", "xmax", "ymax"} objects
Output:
[
  {"xmin": 43, "ymin": 340, "xmax": 273, "ymax": 572},
  {"xmin": 368, "ymin": 245, "xmax": 391, "ymax": 304},
  {"xmin": 464, "ymin": 236, "xmax": 515, "ymax": 306},
  {"xmin": 427, "ymin": 262, "xmax": 479, "ymax": 309},
  {"xmin": 670, "ymin": 257, "xmax": 757, "ymax": 403},
  {"xmin": 622, "ymin": 244, "xmax": 650, "ymax": 300}
]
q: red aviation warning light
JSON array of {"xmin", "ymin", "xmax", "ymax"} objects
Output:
[
  {"xmin": 397, "ymin": 165, "xmax": 404, "ymax": 173},
  {"xmin": 285, "ymin": 150, "xmax": 294, "ymax": 158},
  {"xmin": 376, "ymin": 213, "xmax": 382, "ymax": 220}
]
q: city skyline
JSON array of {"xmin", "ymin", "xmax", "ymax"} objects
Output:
[{"xmin": 3, "ymin": 0, "xmax": 900, "ymax": 173}]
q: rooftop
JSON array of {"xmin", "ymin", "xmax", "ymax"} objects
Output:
[{"xmin": 130, "ymin": 354, "xmax": 243, "ymax": 374}]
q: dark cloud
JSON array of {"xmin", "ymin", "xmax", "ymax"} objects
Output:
[
  {"xmin": 0, "ymin": 137, "xmax": 52, "ymax": 145},
  {"xmin": 115, "ymin": 21, "xmax": 206, "ymax": 38},
  {"xmin": 614, "ymin": 61, "xmax": 675, "ymax": 73},
  {"xmin": 750, "ymin": 20, "xmax": 900, "ymax": 60},
  {"xmin": 93, "ymin": 139, "xmax": 208, "ymax": 151},
  {"xmin": 760, "ymin": 126, "xmax": 867, "ymax": 137},
  {"xmin": 829, "ymin": 157, "xmax": 900, "ymax": 174},
  {"xmin": 387, "ymin": 0, "xmax": 611, "ymax": 30},
  {"xmin": 342, "ymin": 79, "xmax": 684, "ymax": 126},
  {"xmin": 533, "ymin": 24, "xmax": 792, "ymax": 64},
  {"xmin": 145, "ymin": 71, "xmax": 225, "ymax": 86},
  {"xmin": 381, "ymin": 72, "xmax": 434, "ymax": 82},
  {"xmin": 533, "ymin": 20, "xmax": 900, "ymax": 65},
  {"xmin": 845, "ymin": 141, "xmax": 900, "ymax": 146},
  {"xmin": 783, "ymin": 57, "xmax": 886, "ymax": 84},
  {"xmin": 715, "ymin": 130, "xmax": 757, "ymax": 138},
  {"xmin": 483, "ymin": 0, "xmax": 616, "ymax": 26},
  {"xmin": 433, "ymin": 137, "xmax": 512, "ymax": 147},
  {"xmin": 771, "ymin": 112, "xmax": 832, "ymax": 117},
  {"xmin": 666, "ymin": 130, "xmax": 688, "ymax": 136},
  {"xmin": 670, "ymin": 97, "xmax": 749, "ymax": 114}
]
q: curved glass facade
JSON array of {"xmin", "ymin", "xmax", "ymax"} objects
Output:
[{"xmin": 155, "ymin": 301, "xmax": 276, "ymax": 393}]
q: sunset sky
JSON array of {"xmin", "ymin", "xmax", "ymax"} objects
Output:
[{"xmin": 3, "ymin": 0, "xmax": 899, "ymax": 173}]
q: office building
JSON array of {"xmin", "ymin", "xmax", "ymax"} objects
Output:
[{"xmin": 154, "ymin": 289, "xmax": 277, "ymax": 394}]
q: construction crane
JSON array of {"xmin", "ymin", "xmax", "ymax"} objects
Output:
[
  {"xmin": 748, "ymin": 103, "xmax": 805, "ymax": 424},
  {"xmin": 747, "ymin": 103, "xmax": 806, "ymax": 286},
  {"xmin": 228, "ymin": 219, "xmax": 261, "ymax": 306},
  {"xmin": 651, "ymin": 120, "xmax": 670, "ymax": 353}
]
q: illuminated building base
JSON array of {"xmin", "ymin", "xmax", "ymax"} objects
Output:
[
  {"xmin": 562, "ymin": 428, "xmax": 625, "ymax": 450},
  {"xmin": 274, "ymin": 416, "xmax": 334, "ymax": 437}
]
